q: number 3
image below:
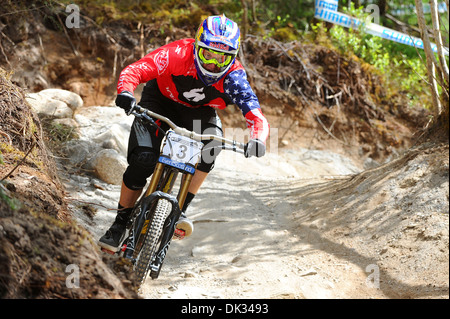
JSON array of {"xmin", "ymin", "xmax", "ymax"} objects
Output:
[{"xmin": 177, "ymin": 145, "xmax": 187, "ymax": 159}]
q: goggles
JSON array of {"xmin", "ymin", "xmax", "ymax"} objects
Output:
[{"xmin": 198, "ymin": 47, "xmax": 233, "ymax": 69}]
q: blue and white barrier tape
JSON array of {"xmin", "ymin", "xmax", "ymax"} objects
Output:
[
  {"xmin": 391, "ymin": 2, "xmax": 447, "ymax": 16},
  {"xmin": 314, "ymin": 0, "xmax": 449, "ymax": 56}
]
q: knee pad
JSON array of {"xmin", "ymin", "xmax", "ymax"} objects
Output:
[
  {"xmin": 123, "ymin": 147, "xmax": 158, "ymax": 190},
  {"xmin": 196, "ymin": 160, "xmax": 216, "ymax": 173},
  {"xmin": 197, "ymin": 125, "xmax": 223, "ymax": 173},
  {"xmin": 197, "ymin": 139, "xmax": 222, "ymax": 173}
]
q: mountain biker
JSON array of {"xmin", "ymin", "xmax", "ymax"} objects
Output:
[{"xmin": 99, "ymin": 14, "xmax": 270, "ymax": 252}]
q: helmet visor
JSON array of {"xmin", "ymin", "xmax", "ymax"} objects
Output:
[{"xmin": 198, "ymin": 47, "xmax": 233, "ymax": 72}]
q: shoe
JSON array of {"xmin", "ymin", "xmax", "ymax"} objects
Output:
[
  {"xmin": 98, "ymin": 222, "xmax": 127, "ymax": 252},
  {"xmin": 99, "ymin": 206, "xmax": 132, "ymax": 252},
  {"xmin": 174, "ymin": 213, "xmax": 194, "ymax": 239}
]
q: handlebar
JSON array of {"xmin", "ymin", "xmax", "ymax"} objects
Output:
[{"xmin": 131, "ymin": 104, "xmax": 245, "ymax": 154}]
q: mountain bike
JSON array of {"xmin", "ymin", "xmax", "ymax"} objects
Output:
[{"xmin": 101, "ymin": 104, "xmax": 245, "ymax": 288}]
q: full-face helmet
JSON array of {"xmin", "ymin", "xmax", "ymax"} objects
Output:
[{"xmin": 194, "ymin": 14, "xmax": 240, "ymax": 85}]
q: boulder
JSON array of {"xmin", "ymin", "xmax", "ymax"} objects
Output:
[
  {"xmin": 74, "ymin": 106, "xmax": 133, "ymax": 143},
  {"xmin": 26, "ymin": 93, "xmax": 73, "ymax": 118},
  {"xmin": 38, "ymin": 88, "xmax": 83, "ymax": 110},
  {"xmin": 92, "ymin": 123, "xmax": 130, "ymax": 157},
  {"xmin": 62, "ymin": 139, "xmax": 102, "ymax": 166},
  {"xmin": 91, "ymin": 149, "xmax": 127, "ymax": 185}
]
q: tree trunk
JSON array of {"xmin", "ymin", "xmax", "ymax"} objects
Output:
[
  {"xmin": 240, "ymin": 0, "xmax": 248, "ymax": 41},
  {"xmin": 414, "ymin": 0, "xmax": 442, "ymax": 117},
  {"xmin": 251, "ymin": 0, "xmax": 258, "ymax": 24},
  {"xmin": 429, "ymin": 0, "xmax": 449, "ymax": 85},
  {"xmin": 378, "ymin": 0, "xmax": 387, "ymax": 17}
]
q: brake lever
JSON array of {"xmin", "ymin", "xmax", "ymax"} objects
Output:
[
  {"xmin": 131, "ymin": 108, "xmax": 167, "ymax": 136},
  {"xmin": 126, "ymin": 101, "xmax": 137, "ymax": 116},
  {"xmin": 202, "ymin": 143, "xmax": 245, "ymax": 154}
]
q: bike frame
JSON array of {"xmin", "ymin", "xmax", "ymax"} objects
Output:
[{"xmin": 120, "ymin": 104, "xmax": 245, "ymax": 280}]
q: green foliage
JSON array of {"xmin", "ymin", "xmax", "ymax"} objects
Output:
[
  {"xmin": 330, "ymin": 25, "xmax": 390, "ymax": 72},
  {"xmin": 310, "ymin": 21, "xmax": 331, "ymax": 46},
  {"xmin": 318, "ymin": 4, "xmax": 432, "ymax": 109},
  {"xmin": 257, "ymin": 0, "xmax": 315, "ymax": 30},
  {"xmin": 270, "ymin": 26, "xmax": 299, "ymax": 42},
  {"xmin": 329, "ymin": 24, "xmax": 430, "ymax": 106}
]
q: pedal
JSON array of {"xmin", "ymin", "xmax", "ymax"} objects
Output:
[
  {"xmin": 175, "ymin": 217, "xmax": 194, "ymax": 237},
  {"xmin": 173, "ymin": 228, "xmax": 186, "ymax": 240},
  {"xmin": 101, "ymin": 247, "xmax": 116, "ymax": 255}
]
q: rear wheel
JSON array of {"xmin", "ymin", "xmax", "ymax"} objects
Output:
[{"xmin": 134, "ymin": 198, "xmax": 171, "ymax": 287}]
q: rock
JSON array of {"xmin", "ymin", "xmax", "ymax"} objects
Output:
[
  {"xmin": 299, "ymin": 268, "xmax": 318, "ymax": 277},
  {"xmin": 309, "ymin": 218, "xmax": 327, "ymax": 230},
  {"xmin": 38, "ymin": 88, "xmax": 83, "ymax": 110},
  {"xmin": 231, "ymin": 255, "xmax": 244, "ymax": 263},
  {"xmin": 26, "ymin": 93, "xmax": 73, "ymax": 118},
  {"xmin": 281, "ymin": 139, "xmax": 289, "ymax": 146},
  {"xmin": 92, "ymin": 123, "xmax": 130, "ymax": 156},
  {"xmin": 92, "ymin": 149, "xmax": 127, "ymax": 185},
  {"xmin": 184, "ymin": 271, "xmax": 197, "ymax": 278},
  {"xmin": 62, "ymin": 139, "xmax": 102, "ymax": 166},
  {"xmin": 73, "ymin": 106, "xmax": 133, "ymax": 144}
]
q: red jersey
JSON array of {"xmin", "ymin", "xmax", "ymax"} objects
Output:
[{"xmin": 117, "ymin": 39, "xmax": 269, "ymax": 143}]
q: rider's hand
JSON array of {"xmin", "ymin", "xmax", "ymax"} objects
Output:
[
  {"xmin": 244, "ymin": 139, "xmax": 266, "ymax": 158},
  {"xmin": 115, "ymin": 91, "xmax": 136, "ymax": 114}
]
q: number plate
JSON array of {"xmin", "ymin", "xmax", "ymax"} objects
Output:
[{"xmin": 161, "ymin": 131, "xmax": 204, "ymax": 167}]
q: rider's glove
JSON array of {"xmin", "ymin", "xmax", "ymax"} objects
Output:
[
  {"xmin": 115, "ymin": 91, "xmax": 136, "ymax": 114},
  {"xmin": 244, "ymin": 139, "xmax": 266, "ymax": 158}
]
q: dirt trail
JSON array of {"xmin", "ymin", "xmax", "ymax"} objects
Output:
[
  {"xmin": 139, "ymin": 150, "xmax": 388, "ymax": 299},
  {"xmin": 65, "ymin": 137, "xmax": 448, "ymax": 299},
  {"xmin": 60, "ymin": 112, "xmax": 448, "ymax": 299},
  {"xmin": 68, "ymin": 143, "xmax": 386, "ymax": 299}
]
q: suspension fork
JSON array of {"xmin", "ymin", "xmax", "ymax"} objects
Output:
[
  {"xmin": 177, "ymin": 173, "xmax": 193, "ymax": 210},
  {"xmin": 144, "ymin": 162, "xmax": 164, "ymax": 197},
  {"xmin": 147, "ymin": 162, "xmax": 193, "ymax": 210}
]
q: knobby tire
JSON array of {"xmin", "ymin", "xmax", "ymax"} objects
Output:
[{"xmin": 134, "ymin": 198, "xmax": 171, "ymax": 287}]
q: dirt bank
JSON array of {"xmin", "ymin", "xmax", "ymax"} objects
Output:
[{"xmin": 0, "ymin": 68, "xmax": 138, "ymax": 298}]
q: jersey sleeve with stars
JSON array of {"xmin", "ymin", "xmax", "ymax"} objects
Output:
[
  {"xmin": 224, "ymin": 69, "xmax": 259, "ymax": 116},
  {"xmin": 223, "ymin": 69, "xmax": 270, "ymax": 143}
]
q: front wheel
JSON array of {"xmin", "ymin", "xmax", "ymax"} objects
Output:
[{"xmin": 134, "ymin": 198, "xmax": 171, "ymax": 287}]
